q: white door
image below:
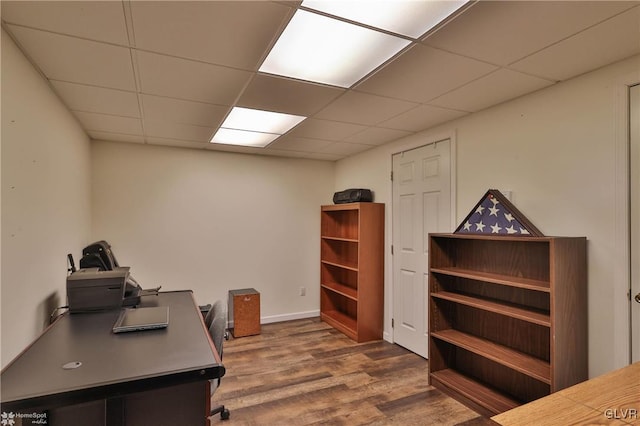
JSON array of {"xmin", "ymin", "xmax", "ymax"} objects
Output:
[
  {"xmin": 392, "ymin": 140, "xmax": 451, "ymax": 357},
  {"xmin": 630, "ymin": 83, "xmax": 640, "ymax": 363}
]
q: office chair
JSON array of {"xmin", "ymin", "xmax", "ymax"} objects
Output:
[
  {"xmin": 208, "ymin": 300, "xmax": 230, "ymax": 421},
  {"xmin": 202, "ymin": 304, "xmax": 214, "ymax": 328}
]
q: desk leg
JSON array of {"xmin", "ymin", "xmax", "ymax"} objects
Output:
[{"xmin": 106, "ymin": 397, "xmax": 125, "ymax": 426}]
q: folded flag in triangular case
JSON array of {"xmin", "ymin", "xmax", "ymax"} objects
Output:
[{"xmin": 455, "ymin": 189, "xmax": 544, "ymax": 237}]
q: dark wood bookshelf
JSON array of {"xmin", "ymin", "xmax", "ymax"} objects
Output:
[{"xmin": 428, "ymin": 233, "xmax": 587, "ymax": 415}]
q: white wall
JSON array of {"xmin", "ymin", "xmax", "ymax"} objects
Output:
[
  {"xmin": 90, "ymin": 141, "xmax": 334, "ymax": 321},
  {"xmin": 1, "ymin": 30, "xmax": 92, "ymax": 367},
  {"xmin": 335, "ymin": 54, "xmax": 640, "ymax": 378}
]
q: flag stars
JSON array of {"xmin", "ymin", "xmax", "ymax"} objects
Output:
[{"xmin": 455, "ymin": 191, "xmax": 539, "ymax": 236}]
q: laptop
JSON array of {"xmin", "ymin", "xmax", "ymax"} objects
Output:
[{"xmin": 112, "ymin": 306, "xmax": 169, "ymax": 333}]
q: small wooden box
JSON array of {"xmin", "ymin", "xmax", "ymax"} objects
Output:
[{"xmin": 228, "ymin": 288, "xmax": 260, "ymax": 337}]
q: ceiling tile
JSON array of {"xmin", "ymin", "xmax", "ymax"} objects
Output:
[
  {"xmin": 510, "ymin": 6, "xmax": 640, "ymax": 81},
  {"xmin": 1, "ymin": 1, "xmax": 129, "ymax": 45},
  {"xmin": 143, "ymin": 119, "xmax": 214, "ymax": 142},
  {"xmin": 146, "ymin": 137, "xmax": 208, "ymax": 150},
  {"xmin": 298, "ymin": 152, "xmax": 342, "ymax": 161},
  {"xmin": 424, "ymin": 1, "xmax": 638, "ymax": 66},
  {"xmin": 206, "ymin": 143, "xmax": 271, "ymax": 155},
  {"xmin": 429, "ymin": 69, "xmax": 555, "ymax": 112},
  {"xmin": 130, "ymin": 1, "xmax": 292, "ymax": 70},
  {"xmin": 256, "ymin": 148, "xmax": 308, "ymax": 159},
  {"xmin": 238, "ymin": 74, "xmax": 345, "ymax": 116},
  {"xmin": 88, "ymin": 131, "xmax": 145, "ymax": 144},
  {"xmin": 267, "ymin": 135, "xmax": 333, "ymax": 152},
  {"xmin": 7, "ymin": 25, "xmax": 135, "ymax": 90},
  {"xmin": 51, "ymin": 81, "xmax": 140, "ymax": 117},
  {"xmin": 319, "ymin": 141, "xmax": 372, "ymax": 156},
  {"xmin": 315, "ymin": 91, "xmax": 418, "ymax": 126},
  {"xmin": 234, "ymin": 145, "xmax": 326, "ymax": 160},
  {"xmin": 378, "ymin": 104, "xmax": 468, "ymax": 132},
  {"xmin": 356, "ymin": 44, "xmax": 497, "ymax": 103},
  {"xmin": 286, "ymin": 118, "xmax": 367, "ymax": 141},
  {"xmin": 344, "ymin": 127, "xmax": 413, "ymax": 146},
  {"xmin": 75, "ymin": 111, "xmax": 143, "ymax": 135},
  {"xmin": 136, "ymin": 51, "xmax": 252, "ymax": 104},
  {"xmin": 141, "ymin": 95, "xmax": 228, "ymax": 128}
]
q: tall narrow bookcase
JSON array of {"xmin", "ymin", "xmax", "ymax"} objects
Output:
[
  {"xmin": 428, "ymin": 233, "xmax": 587, "ymax": 416},
  {"xmin": 320, "ymin": 203, "xmax": 384, "ymax": 343}
]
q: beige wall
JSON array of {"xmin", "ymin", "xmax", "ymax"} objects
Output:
[
  {"xmin": 90, "ymin": 141, "xmax": 334, "ymax": 322},
  {"xmin": 335, "ymin": 54, "xmax": 640, "ymax": 378},
  {"xmin": 1, "ymin": 30, "xmax": 92, "ymax": 367}
]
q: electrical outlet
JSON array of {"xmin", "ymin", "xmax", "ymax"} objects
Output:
[{"xmin": 299, "ymin": 287, "xmax": 306, "ymax": 296}]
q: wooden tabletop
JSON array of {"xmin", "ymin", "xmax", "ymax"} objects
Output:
[{"xmin": 492, "ymin": 362, "xmax": 640, "ymax": 425}]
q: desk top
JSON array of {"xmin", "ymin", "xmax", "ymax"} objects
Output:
[
  {"xmin": 1, "ymin": 291, "xmax": 224, "ymax": 411},
  {"xmin": 492, "ymin": 362, "xmax": 640, "ymax": 425}
]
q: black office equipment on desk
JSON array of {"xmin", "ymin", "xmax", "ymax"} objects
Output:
[{"xmin": 67, "ymin": 240, "xmax": 160, "ymax": 312}]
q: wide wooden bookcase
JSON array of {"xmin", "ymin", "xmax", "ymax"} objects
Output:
[
  {"xmin": 320, "ymin": 203, "xmax": 384, "ymax": 343},
  {"xmin": 428, "ymin": 233, "xmax": 587, "ymax": 416}
]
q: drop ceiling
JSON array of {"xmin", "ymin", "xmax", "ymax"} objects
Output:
[{"xmin": 2, "ymin": 1, "xmax": 639, "ymax": 161}]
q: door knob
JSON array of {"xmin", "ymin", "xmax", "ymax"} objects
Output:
[{"xmin": 635, "ymin": 292, "xmax": 640, "ymax": 303}]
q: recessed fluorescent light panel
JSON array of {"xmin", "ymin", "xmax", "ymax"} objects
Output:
[
  {"xmin": 259, "ymin": 9, "xmax": 411, "ymax": 88},
  {"xmin": 302, "ymin": 0, "xmax": 468, "ymax": 39},
  {"xmin": 210, "ymin": 107, "xmax": 306, "ymax": 148}
]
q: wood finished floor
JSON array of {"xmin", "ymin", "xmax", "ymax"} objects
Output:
[{"xmin": 211, "ymin": 317, "xmax": 489, "ymax": 425}]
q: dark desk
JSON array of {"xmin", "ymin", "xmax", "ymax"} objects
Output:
[{"xmin": 1, "ymin": 291, "xmax": 224, "ymax": 426}]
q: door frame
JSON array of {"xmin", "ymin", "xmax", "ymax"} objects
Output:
[
  {"xmin": 387, "ymin": 130, "xmax": 457, "ymax": 344},
  {"xmin": 613, "ymin": 70, "xmax": 640, "ymax": 366},
  {"xmin": 627, "ymin": 83, "xmax": 640, "ymax": 363}
]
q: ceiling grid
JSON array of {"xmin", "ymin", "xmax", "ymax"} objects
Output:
[{"xmin": 1, "ymin": 0, "xmax": 638, "ymax": 160}]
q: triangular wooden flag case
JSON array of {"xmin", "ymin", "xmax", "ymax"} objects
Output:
[{"xmin": 454, "ymin": 189, "xmax": 544, "ymax": 237}]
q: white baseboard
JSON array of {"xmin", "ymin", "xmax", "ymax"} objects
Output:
[{"xmin": 228, "ymin": 310, "xmax": 319, "ymax": 328}]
